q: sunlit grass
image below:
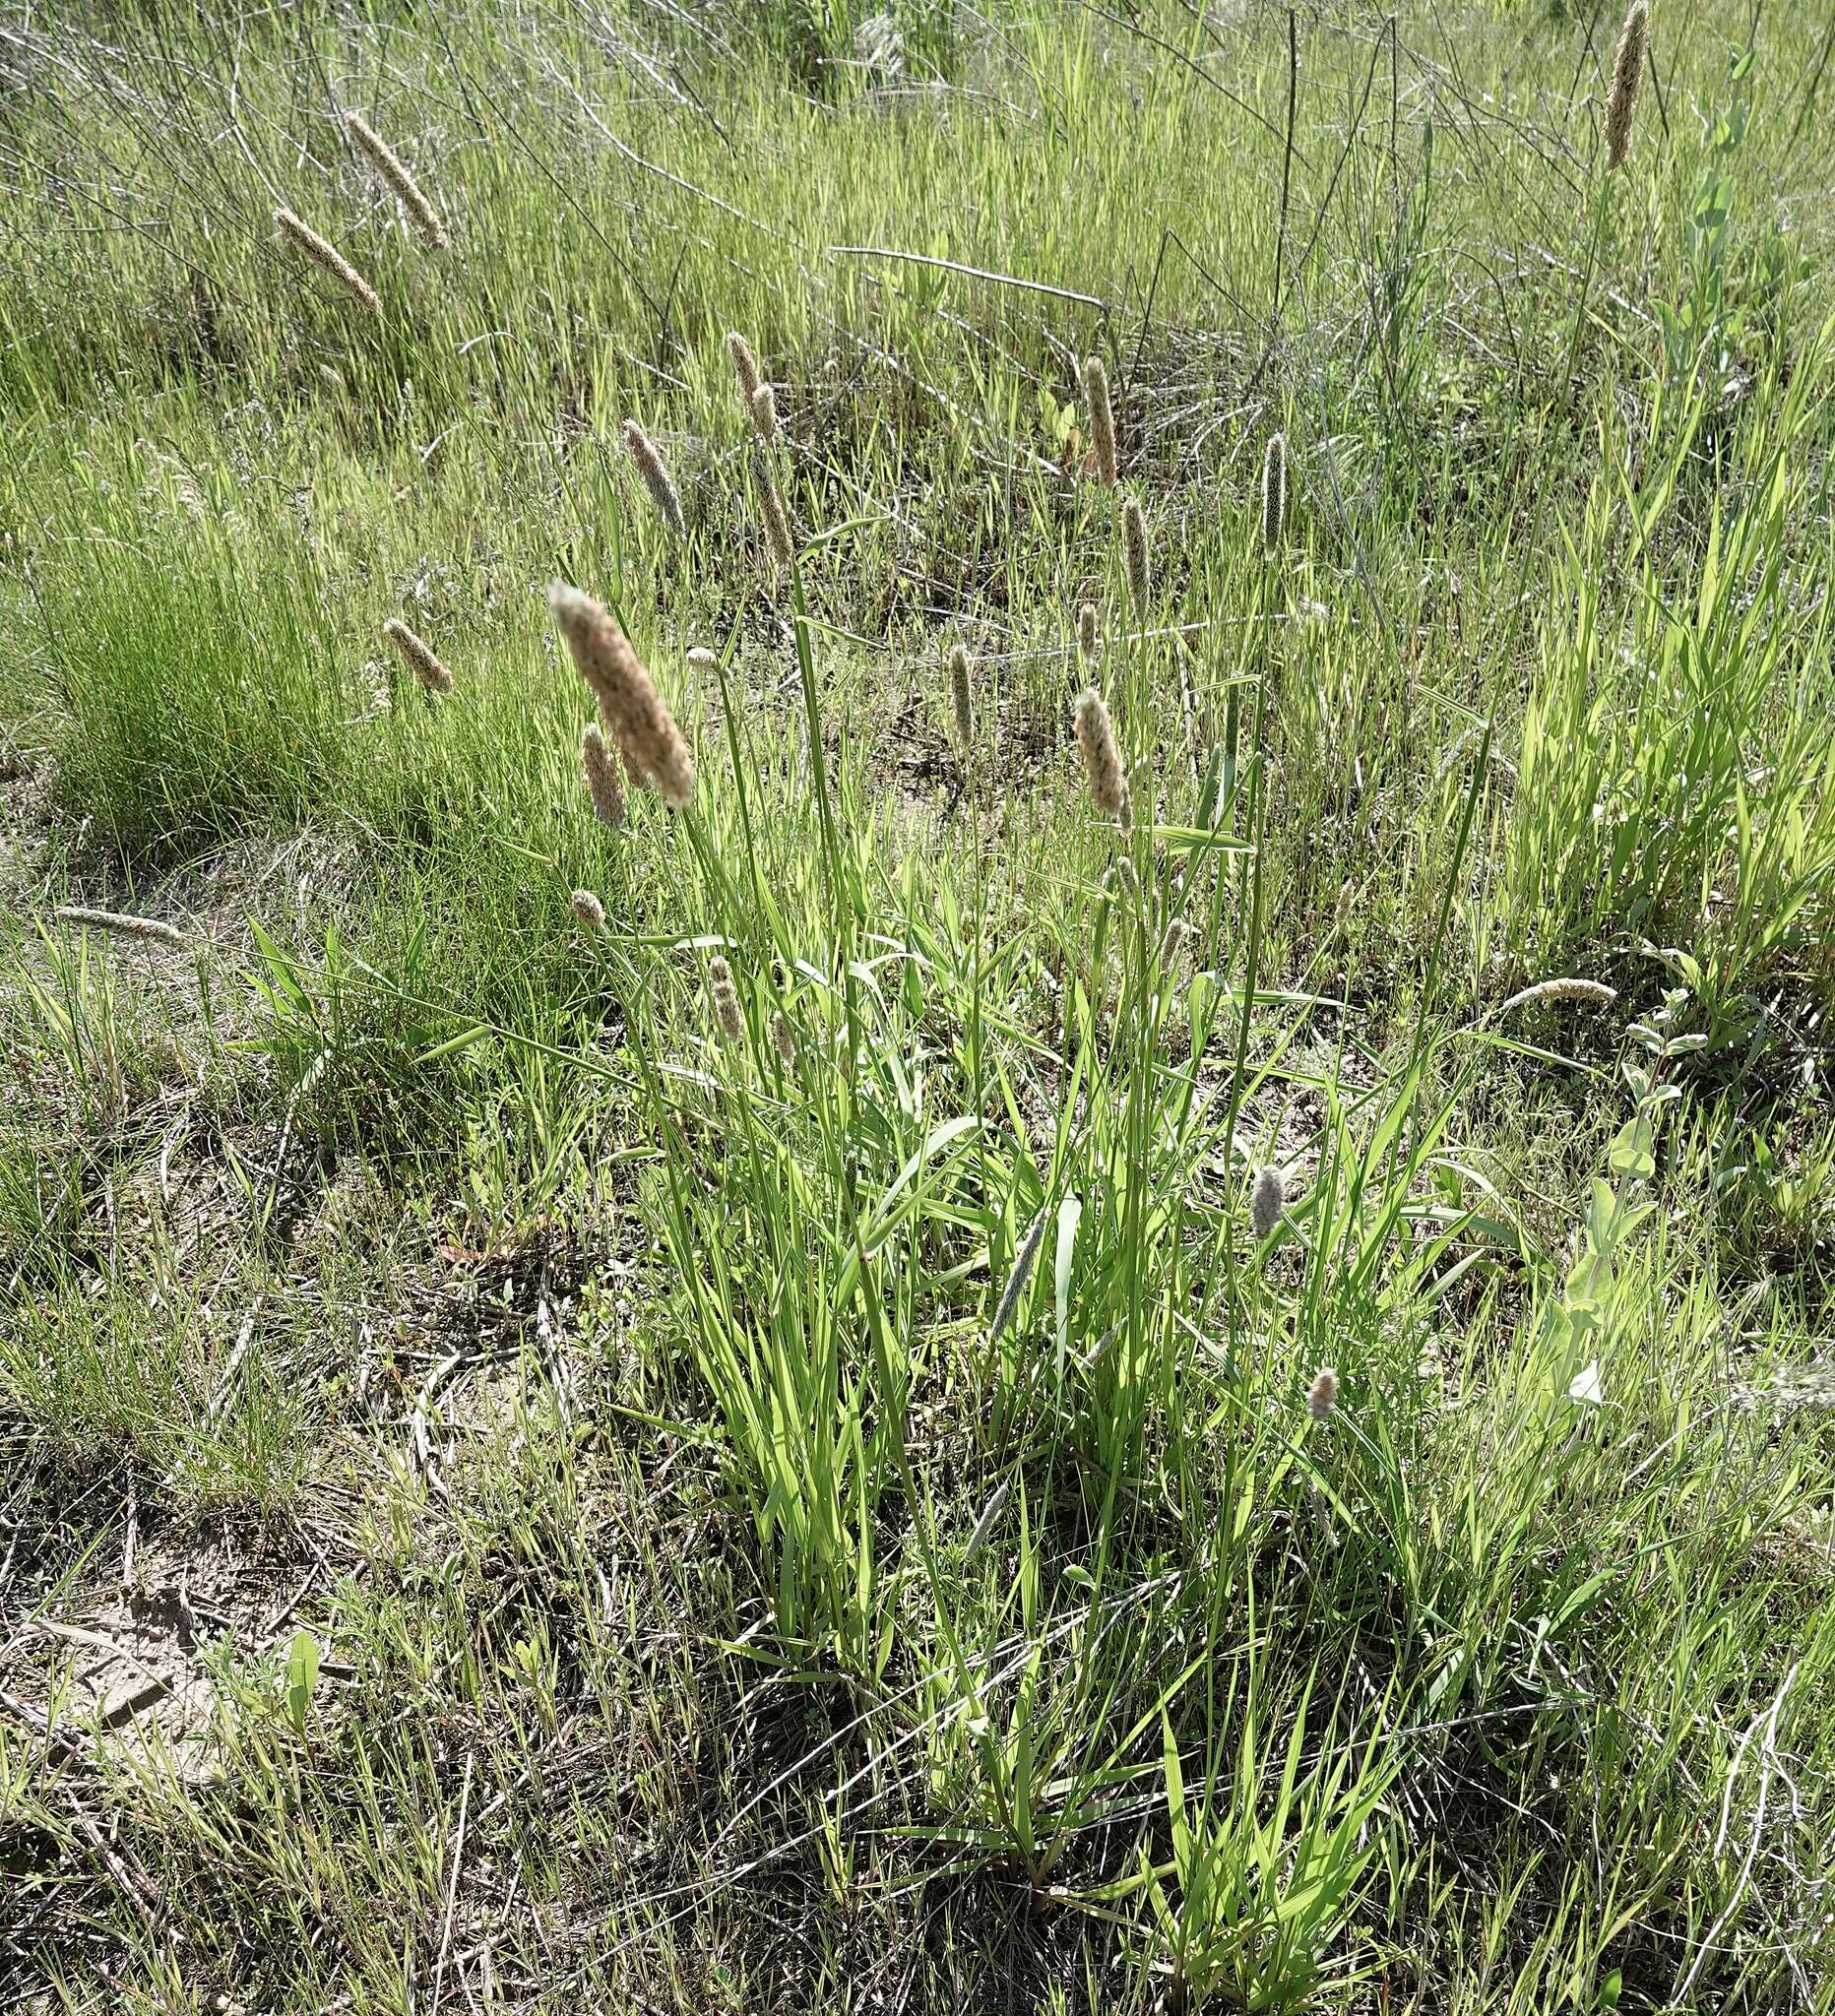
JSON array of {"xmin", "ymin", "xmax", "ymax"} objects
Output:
[{"xmin": 1, "ymin": 2, "xmax": 1832, "ymax": 2009}]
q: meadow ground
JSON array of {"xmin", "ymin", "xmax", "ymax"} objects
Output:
[{"xmin": 1, "ymin": 0, "xmax": 1833, "ymax": 2008}]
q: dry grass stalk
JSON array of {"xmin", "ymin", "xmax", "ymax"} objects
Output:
[
  {"xmin": 1074, "ymin": 687, "xmax": 1131, "ymax": 830},
  {"xmin": 750, "ymin": 383, "xmax": 780, "ymax": 446},
  {"xmin": 53, "ymin": 906, "xmax": 186, "ymax": 950},
  {"xmin": 947, "ymin": 642, "xmax": 973, "ymax": 753},
  {"xmin": 1307, "ymin": 1366, "xmax": 1339, "ymax": 1421},
  {"xmin": 145, "ymin": 448, "xmax": 207, "ymax": 523},
  {"xmin": 346, "ymin": 113, "xmax": 448, "ymax": 248},
  {"xmin": 571, "ymin": 889, "xmax": 606, "ymax": 930},
  {"xmin": 581, "ymin": 722, "xmax": 626, "ymax": 829},
  {"xmin": 547, "ymin": 583, "xmax": 695, "ymax": 810},
  {"xmin": 708, "ymin": 956, "xmax": 744, "ymax": 1042},
  {"xmin": 1604, "ymin": 1, "xmax": 1650, "ymax": 170},
  {"xmin": 383, "ymin": 617, "xmax": 454, "ymax": 694},
  {"xmin": 621, "ymin": 420, "xmax": 685, "ymax": 536},
  {"xmin": 727, "ymin": 332, "xmax": 763, "ymax": 408},
  {"xmin": 1250, "ymin": 1165, "xmax": 1286, "ymax": 1239},
  {"xmin": 1261, "ymin": 433, "xmax": 1288, "ymax": 553},
  {"xmin": 274, "ymin": 207, "xmax": 380, "ymax": 313},
  {"xmin": 754, "ymin": 445, "xmax": 794, "ymax": 571},
  {"xmin": 1081, "ymin": 354, "xmax": 1117, "ymax": 487},
  {"xmin": 1122, "ymin": 496, "xmax": 1151, "ymax": 607}
]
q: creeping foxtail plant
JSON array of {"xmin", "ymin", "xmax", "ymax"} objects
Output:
[
  {"xmin": 1261, "ymin": 433, "xmax": 1289, "ymax": 554},
  {"xmin": 1122, "ymin": 496, "xmax": 1151, "ymax": 607},
  {"xmin": 581, "ymin": 722, "xmax": 626, "ymax": 829},
  {"xmin": 1081, "ymin": 354, "xmax": 1117, "ymax": 487},
  {"xmin": 1307, "ymin": 1366, "xmax": 1340, "ymax": 1421},
  {"xmin": 750, "ymin": 383, "xmax": 780, "ymax": 447},
  {"xmin": 571, "ymin": 889, "xmax": 606, "ymax": 930},
  {"xmin": 727, "ymin": 332, "xmax": 763, "ymax": 409},
  {"xmin": 383, "ymin": 618, "xmax": 454, "ymax": 694},
  {"xmin": 53, "ymin": 907, "xmax": 186, "ymax": 950},
  {"xmin": 547, "ymin": 583, "xmax": 695, "ymax": 810},
  {"xmin": 274, "ymin": 207, "xmax": 380, "ymax": 313},
  {"xmin": 345, "ymin": 113, "xmax": 448, "ymax": 248},
  {"xmin": 1074, "ymin": 687, "xmax": 1131, "ymax": 830},
  {"xmin": 708, "ymin": 956, "xmax": 745, "ymax": 1042},
  {"xmin": 772, "ymin": 1009, "xmax": 796, "ymax": 1065},
  {"xmin": 1250, "ymin": 1165, "xmax": 1286, "ymax": 1239},
  {"xmin": 1604, "ymin": 1, "xmax": 1649, "ymax": 170},
  {"xmin": 1078, "ymin": 601, "xmax": 1100, "ymax": 664},
  {"xmin": 622, "ymin": 420, "xmax": 685, "ymax": 536},
  {"xmin": 947, "ymin": 642, "xmax": 973, "ymax": 752}
]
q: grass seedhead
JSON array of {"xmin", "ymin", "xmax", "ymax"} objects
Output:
[
  {"xmin": 1605, "ymin": 1, "xmax": 1650, "ymax": 170},
  {"xmin": 346, "ymin": 112, "xmax": 448, "ymax": 248},
  {"xmin": 621, "ymin": 418, "xmax": 685, "ymax": 536},
  {"xmin": 1074, "ymin": 686, "xmax": 1131, "ymax": 830},
  {"xmin": 547, "ymin": 582, "xmax": 694, "ymax": 809},
  {"xmin": 1082, "ymin": 354, "xmax": 1118, "ymax": 486},
  {"xmin": 383, "ymin": 616, "xmax": 453, "ymax": 694},
  {"xmin": 273, "ymin": 206, "xmax": 380, "ymax": 312}
]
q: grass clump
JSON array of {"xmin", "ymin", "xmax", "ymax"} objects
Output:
[{"xmin": 1, "ymin": 3, "xmax": 1833, "ymax": 2010}]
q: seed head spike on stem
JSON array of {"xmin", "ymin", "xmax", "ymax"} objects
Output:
[
  {"xmin": 1604, "ymin": 1, "xmax": 1650, "ymax": 171},
  {"xmin": 1074, "ymin": 686, "xmax": 1131, "ymax": 831},
  {"xmin": 621, "ymin": 419, "xmax": 685, "ymax": 536},
  {"xmin": 547, "ymin": 583, "xmax": 694, "ymax": 810},
  {"xmin": 274, "ymin": 207, "xmax": 380, "ymax": 313},
  {"xmin": 346, "ymin": 113, "xmax": 448, "ymax": 248}
]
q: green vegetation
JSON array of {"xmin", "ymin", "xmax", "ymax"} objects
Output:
[{"xmin": 2, "ymin": 1, "xmax": 1832, "ymax": 2007}]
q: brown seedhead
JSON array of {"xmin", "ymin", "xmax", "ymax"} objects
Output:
[
  {"xmin": 727, "ymin": 332, "xmax": 763, "ymax": 408},
  {"xmin": 622, "ymin": 419, "xmax": 685, "ymax": 536},
  {"xmin": 708, "ymin": 956, "xmax": 745, "ymax": 1042},
  {"xmin": 1074, "ymin": 687, "xmax": 1131, "ymax": 830},
  {"xmin": 1604, "ymin": 1, "xmax": 1649, "ymax": 170},
  {"xmin": 547, "ymin": 583, "xmax": 695, "ymax": 810},
  {"xmin": 1122, "ymin": 496, "xmax": 1151, "ymax": 607},
  {"xmin": 1307, "ymin": 1366, "xmax": 1339, "ymax": 1421},
  {"xmin": 384, "ymin": 618, "xmax": 454, "ymax": 694},
  {"xmin": 274, "ymin": 207, "xmax": 380, "ymax": 313},
  {"xmin": 753, "ymin": 444, "xmax": 794, "ymax": 572},
  {"xmin": 346, "ymin": 112, "xmax": 448, "ymax": 248},
  {"xmin": 1081, "ymin": 354, "xmax": 1117, "ymax": 487}
]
